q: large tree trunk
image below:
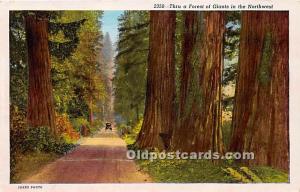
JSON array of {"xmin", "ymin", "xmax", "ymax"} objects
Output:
[
  {"xmin": 136, "ymin": 11, "xmax": 176, "ymax": 150},
  {"xmin": 171, "ymin": 12, "xmax": 225, "ymax": 153},
  {"xmin": 230, "ymin": 12, "xmax": 289, "ymax": 171},
  {"xmin": 25, "ymin": 14, "xmax": 56, "ymax": 134},
  {"xmin": 89, "ymin": 105, "xmax": 93, "ymax": 126},
  {"xmin": 89, "ymin": 93, "xmax": 93, "ymax": 126}
]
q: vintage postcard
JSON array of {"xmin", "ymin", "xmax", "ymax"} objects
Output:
[{"xmin": 0, "ymin": 0, "xmax": 300, "ymax": 191}]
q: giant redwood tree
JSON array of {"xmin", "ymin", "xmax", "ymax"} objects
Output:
[
  {"xmin": 25, "ymin": 12, "xmax": 85, "ymax": 135},
  {"xmin": 25, "ymin": 14, "xmax": 56, "ymax": 134},
  {"xmin": 230, "ymin": 12, "xmax": 289, "ymax": 171},
  {"xmin": 136, "ymin": 11, "xmax": 176, "ymax": 150},
  {"xmin": 172, "ymin": 12, "xmax": 225, "ymax": 153}
]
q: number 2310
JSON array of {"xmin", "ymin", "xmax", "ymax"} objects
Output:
[{"xmin": 154, "ymin": 4, "xmax": 165, "ymax": 8}]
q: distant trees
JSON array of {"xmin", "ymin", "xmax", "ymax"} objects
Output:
[
  {"xmin": 102, "ymin": 32, "xmax": 114, "ymax": 64},
  {"xmin": 101, "ymin": 32, "xmax": 114, "ymax": 121},
  {"xmin": 114, "ymin": 11, "xmax": 149, "ymax": 125},
  {"xmin": 230, "ymin": 11, "xmax": 289, "ymax": 171},
  {"xmin": 136, "ymin": 11, "xmax": 176, "ymax": 149}
]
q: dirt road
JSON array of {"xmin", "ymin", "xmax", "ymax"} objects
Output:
[{"xmin": 23, "ymin": 128, "xmax": 151, "ymax": 183}]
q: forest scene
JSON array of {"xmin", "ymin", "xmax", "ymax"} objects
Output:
[{"xmin": 10, "ymin": 10, "xmax": 289, "ymax": 183}]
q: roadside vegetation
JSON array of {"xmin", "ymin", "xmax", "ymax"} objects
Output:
[
  {"xmin": 120, "ymin": 120, "xmax": 288, "ymax": 183},
  {"xmin": 10, "ymin": 11, "xmax": 113, "ymax": 182}
]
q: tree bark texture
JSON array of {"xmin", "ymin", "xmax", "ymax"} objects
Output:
[
  {"xmin": 25, "ymin": 15, "xmax": 56, "ymax": 134},
  {"xmin": 230, "ymin": 12, "xmax": 289, "ymax": 171},
  {"xmin": 171, "ymin": 11, "xmax": 225, "ymax": 153},
  {"xmin": 136, "ymin": 11, "xmax": 176, "ymax": 150}
]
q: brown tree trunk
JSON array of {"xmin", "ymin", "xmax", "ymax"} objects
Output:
[
  {"xmin": 89, "ymin": 96, "xmax": 93, "ymax": 126},
  {"xmin": 89, "ymin": 107, "xmax": 93, "ymax": 126},
  {"xmin": 230, "ymin": 12, "xmax": 289, "ymax": 171},
  {"xmin": 136, "ymin": 11, "xmax": 176, "ymax": 150},
  {"xmin": 25, "ymin": 14, "xmax": 56, "ymax": 134},
  {"xmin": 172, "ymin": 12, "xmax": 225, "ymax": 153}
]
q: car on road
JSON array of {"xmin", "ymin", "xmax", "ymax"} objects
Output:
[{"xmin": 105, "ymin": 122, "xmax": 112, "ymax": 131}]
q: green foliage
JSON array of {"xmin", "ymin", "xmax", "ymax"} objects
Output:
[
  {"xmin": 114, "ymin": 11, "xmax": 149, "ymax": 125},
  {"xmin": 11, "ymin": 124, "xmax": 76, "ymax": 181},
  {"xmin": 9, "ymin": 11, "xmax": 28, "ymax": 110},
  {"xmin": 138, "ymin": 159, "xmax": 236, "ymax": 183},
  {"xmin": 10, "ymin": 10, "xmax": 107, "ymax": 121},
  {"xmin": 137, "ymin": 158, "xmax": 288, "ymax": 183},
  {"xmin": 222, "ymin": 167, "xmax": 252, "ymax": 183},
  {"xmin": 222, "ymin": 166, "xmax": 288, "ymax": 183},
  {"xmin": 50, "ymin": 11, "xmax": 107, "ymax": 121},
  {"xmin": 90, "ymin": 119, "xmax": 103, "ymax": 135},
  {"xmin": 240, "ymin": 167, "xmax": 263, "ymax": 182},
  {"xmin": 10, "ymin": 112, "xmax": 79, "ymax": 155},
  {"xmin": 258, "ymin": 32, "xmax": 273, "ymax": 86},
  {"xmin": 222, "ymin": 120, "xmax": 232, "ymax": 150},
  {"xmin": 222, "ymin": 12, "xmax": 240, "ymax": 86},
  {"xmin": 10, "ymin": 105, "xmax": 27, "ymax": 178},
  {"xmin": 222, "ymin": 61, "xmax": 238, "ymax": 85},
  {"xmin": 52, "ymin": 57, "xmax": 77, "ymax": 114},
  {"xmin": 251, "ymin": 166, "xmax": 289, "ymax": 183},
  {"xmin": 10, "ymin": 11, "xmax": 91, "ymax": 115},
  {"xmin": 223, "ymin": 167, "xmax": 265, "ymax": 183},
  {"xmin": 9, "ymin": 10, "xmax": 110, "ymax": 182},
  {"xmin": 71, "ymin": 117, "xmax": 102, "ymax": 136},
  {"xmin": 71, "ymin": 117, "xmax": 90, "ymax": 132},
  {"xmin": 122, "ymin": 119, "xmax": 143, "ymax": 145},
  {"xmin": 10, "ymin": 106, "xmax": 77, "ymax": 181},
  {"xmin": 221, "ymin": 12, "xmax": 241, "ymax": 153},
  {"xmin": 47, "ymin": 11, "xmax": 87, "ymax": 60},
  {"xmin": 225, "ymin": 12, "xmax": 241, "ymax": 61},
  {"xmin": 23, "ymin": 126, "xmax": 77, "ymax": 154}
]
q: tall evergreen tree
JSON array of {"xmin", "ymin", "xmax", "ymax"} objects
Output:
[
  {"xmin": 114, "ymin": 11, "xmax": 149, "ymax": 125},
  {"xmin": 25, "ymin": 13, "xmax": 57, "ymax": 134},
  {"xmin": 102, "ymin": 32, "xmax": 114, "ymax": 64},
  {"xmin": 24, "ymin": 11, "xmax": 98, "ymax": 133},
  {"xmin": 136, "ymin": 11, "xmax": 176, "ymax": 150},
  {"xmin": 102, "ymin": 32, "xmax": 114, "ymax": 121},
  {"xmin": 230, "ymin": 11, "xmax": 289, "ymax": 171},
  {"xmin": 57, "ymin": 11, "xmax": 105, "ymax": 125},
  {"xmin": 172, "ymin": 12, "xmax": 225, "ymax": 153}
]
